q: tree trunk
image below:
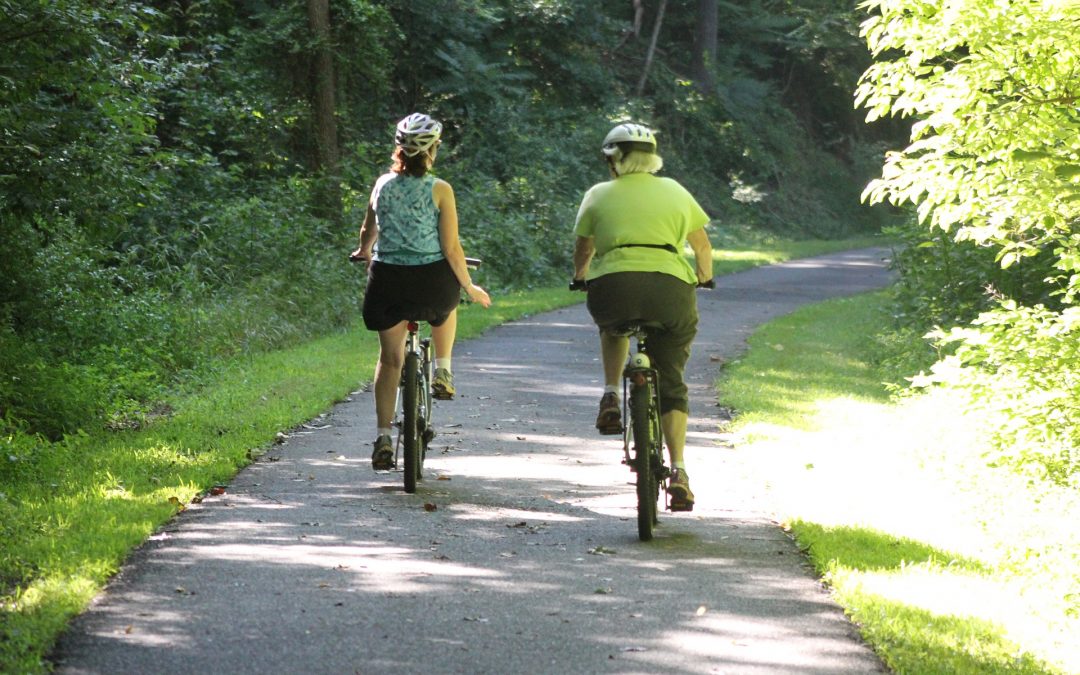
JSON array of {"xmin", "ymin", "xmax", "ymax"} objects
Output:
[
  {"xmin": 635, "ymin": 0, "xmax": 668, "ymax": 97},
  {"xmin": 691, "ymin": 0, "xmax": 718, "ymax": 92},
  {"xmin": 307, "ymin": 0, "xmax": 341, "ymax": 222}
]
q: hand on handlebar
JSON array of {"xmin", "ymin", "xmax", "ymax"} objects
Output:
[
  {"xmin": 348, "ymin": 248, "xmax": 370, "ymax": 264},
  {"xmin": 697, "ymin": 278, "xmax": 715, "ymax": 289},
  {"xmin": 569, "ymin": 279, "xmax": 587, "ymax": 292}
]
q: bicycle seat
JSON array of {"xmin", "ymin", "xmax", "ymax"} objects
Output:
[{"xmin": 608, "ymin": 320, "xmax": 664, "ymax": 337}]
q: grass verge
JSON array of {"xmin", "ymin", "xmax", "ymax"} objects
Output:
[
  {"xmin": 717, "ymin": 291, "xmax": 1079, "ymax": 675},
  {"xmin": 0, "ymin": 235, "xmax": 888, "ymax": 672}
]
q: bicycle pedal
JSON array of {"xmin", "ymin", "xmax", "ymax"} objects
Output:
[
  {"xmin": 669, "ymin": 499, "xmax": 694, "ymax": 513},
  {"xmin": 596, "ymin": 424, "xmax": 623, "ymax": 436}
]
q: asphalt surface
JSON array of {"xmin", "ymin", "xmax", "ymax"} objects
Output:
[{"xmin": 53, "ymin": 247, "xmax": 895, "ymax": 674}]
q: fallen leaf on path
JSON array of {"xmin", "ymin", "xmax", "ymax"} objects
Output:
[
  {"xmin": 621, "ymin": 646, "xmax": 648, "ymax": 653},
  {"xmin": 588, "ymin": 546, "xmax": 617, "ymax": 556},
  {"xmin": 423, "ymin": 503, "xmax": 438, "ymax": 512},
  {"xmin": 167, "ymin": 496, "xmax": 185, "ymax": 511},
  {"xmin": 594, "ymin": 587, "xmax": 613, "ymax": 595},
  {"xmin": 437, "ymin": 475, "xmax": 452, "ymax": 481},
  {"xmin": 695, "ymin": 606, "xmax": 707, "ymax": 616}
]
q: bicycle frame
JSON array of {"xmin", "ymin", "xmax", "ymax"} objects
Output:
[
  {"xmin": 393, "ymin": 321, "xmax": 434, "ymax": 493},
  {"xmin": 620, "ymin": 328, "xmax": 670, "ymax": 541}
]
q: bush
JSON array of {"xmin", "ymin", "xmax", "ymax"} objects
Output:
[{"xmin": 918, "ymin": 303, "xmax": 1080, "ymax": 488}]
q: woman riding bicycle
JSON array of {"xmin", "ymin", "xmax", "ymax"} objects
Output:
[
  {"xmin": 571, "ymin": 122, "xmax": 712, "ymax": 510},
  {"xmin": 351, "ymin": 112, "xmax": 491, "ymax": 471}
]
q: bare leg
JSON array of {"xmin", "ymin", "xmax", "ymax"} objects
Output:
[
  {"xmin": 431, "ymin": 308, "xmax": 457, "ymax": 362},
  {"xmin": 661, "ymin": 410, "xmax": 688, "ymax": 466},
  {"xmin": 374, "ymin": 322, "xmax": 408, "ymax": 430},
  {"xmin": 600, "ymin": 332, "xmax": 629, "ymax": 388}
]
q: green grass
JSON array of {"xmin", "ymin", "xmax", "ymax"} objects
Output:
[
  {"xmin": 0, "ymin": 235, "xmax": 888, "ymax": 672},
  {"xmin": 718, "ymin": 291, "xmax": 1080, "ymax": 675}
]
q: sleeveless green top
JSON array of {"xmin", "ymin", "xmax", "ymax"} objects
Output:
[{"xmin": 372, "ymin": 173, "xmax": 445, "ymax": 266}]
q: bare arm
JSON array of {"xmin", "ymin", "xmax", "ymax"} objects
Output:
[
  {"xmin": 573, "ymin": 235, "xmax": 595, "ymax": 280},
  {"xmin": 434, "ymin": 179, "xmax": 491, "ymax": 308},
  {"xmin": 350, "ymin": 201, "xmax": 378, "ymax": 262},
  {"xmin": 687, "ymin": 228, "xmax": 713, "ymax": 284}
]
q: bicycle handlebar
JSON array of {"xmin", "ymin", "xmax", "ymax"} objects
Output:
[
  {"xmin": 348, "ymin": 253, "xmax": 483, "ymax": 269},
  {"xmin": 569, "ymin": 278, "xmax": 714, "ymax": 291}
]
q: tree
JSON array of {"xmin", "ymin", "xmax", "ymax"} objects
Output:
[
  {"xmin": 856, "ymin": 0, "xmax": 1080, "ymax": 484},
  {"xmin": 635, "ymin": 0, "xmax": 668, "ymax": 96},
  {"xmin": 307, "ymin": 0, "xmax": 341, "ymax": 221},
  {"xmin": 691, "ymin": 0, "xmax": 718, "ymax": 91}
]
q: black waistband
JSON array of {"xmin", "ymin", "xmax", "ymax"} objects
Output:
[{"xmin": 614, "ymin": 243, "xmax": 678, "ymax": 254}]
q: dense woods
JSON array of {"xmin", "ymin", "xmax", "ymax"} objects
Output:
[
  {"xmin": 4, "ymin": 0, "xmax": 1076, "ymax": 480},
  {"xmin": 1, "ymin": 0, "xmax": 888, "ymax": 443}
]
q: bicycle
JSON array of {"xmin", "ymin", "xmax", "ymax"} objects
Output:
[
  {"xmin": 571, "ymin": 277, "xmax": 713, "ymax": 541},
  {"xmin": 391, "ymin": 257, "xmax": 483, "ymax": 494},
  {"xmin": 395, "ymin": 318, "xmax": 435, "ymax": 494}
]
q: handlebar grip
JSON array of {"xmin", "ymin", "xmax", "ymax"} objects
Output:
[
  {"xmin": 465, "ymin": 257, "xmax": 482, "ymax": 269},
  {"xmin": 569, "ymin": 279, "xmax": 587, "ymax": 292},
  {"xmin": 697, "ymin": 279, "xmax": 715, "ymax": 289}
]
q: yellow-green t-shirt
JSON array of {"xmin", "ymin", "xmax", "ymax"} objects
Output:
[{"xmin": 573, "ymin": 172, "xmax": 709, "ymax": 284}]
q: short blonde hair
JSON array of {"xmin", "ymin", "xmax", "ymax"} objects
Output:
[{"xmin": 612, "ymin": 150, "xmax": 663, "ymax": 175}]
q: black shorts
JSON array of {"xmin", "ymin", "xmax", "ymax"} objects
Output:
[{"xmin": 362, "ymin": 258, "xmax": 460, "ymax": 331}]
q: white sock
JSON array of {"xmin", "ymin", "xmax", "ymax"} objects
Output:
[
  {"xmin": 674, "ymin": 461, "xmax": 686, "ymax": 470},
  {"xmin": 604, "ymin": 384, "xmax": 618, "ymax": 395},
  {"xmin": 377, "ymin": 427, "xmax": 392, "ymax": 439},
  {"xmin": 435, "ymin": 358, "xmax": 452, "ymax": 371}
]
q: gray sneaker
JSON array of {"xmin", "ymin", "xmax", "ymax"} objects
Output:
[
  {"xmin": 432, "ymin": 368, "xmax": 455, "ymax": 400},
  {"xmin": 595, "ymin": 392, "xmax": 622, "ymax": 435},
  {"xmin": 371, "ymin": 435, "xmax": 394, "ymax": 471},
  {"xmin": 668, "ymin": 469, "xmax": 695, "ymax": 511}
]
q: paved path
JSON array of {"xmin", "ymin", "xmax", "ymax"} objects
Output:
[{"xmin": 54, "ymin": 248, "xmax": 895, "ymax": 674}]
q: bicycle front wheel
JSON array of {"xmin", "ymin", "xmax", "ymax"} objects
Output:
[
  {"xmin": 630, "ymin": 381, "xmax": 656, "ymax": 541},
  {"xmin": 402, "ymin": 352, "xmax": 421, "ymax": 494}
]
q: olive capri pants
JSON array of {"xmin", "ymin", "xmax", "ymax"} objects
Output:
[{"xmin": 585, "ymin": 272, "xmax": 699, "ymax": 414}]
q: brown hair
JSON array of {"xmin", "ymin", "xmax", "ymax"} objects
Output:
[{"xmin": 391, "ymin": 146, "xmax": 431, "ymax": 177}]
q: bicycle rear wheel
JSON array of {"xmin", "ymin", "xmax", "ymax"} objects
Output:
[
  {"xmin": 630, "ymin": 381, "xmax": 656, "ymax": 541},
  {"xmin": 402, "ymin": 352, "xmax": 421, "ymax": 494}
]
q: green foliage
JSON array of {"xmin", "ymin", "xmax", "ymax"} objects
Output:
[
  {"xmin": 918, "ymin": 303, "xmax": 1080, "ymax": 487},
  {"xmin": 1, "ymin": 0, "xmax": 887, "ymax": 444},
  {"xmin": 857, "ymin": 0, "xmax": 1080, "ymax": 487}
]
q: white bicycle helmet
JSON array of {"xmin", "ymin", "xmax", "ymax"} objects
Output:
[
  {"xmin": 395, "ymin": 113, "xmax": 443, "ymax": 157},
  {"xmin": 601, "ymin": 123, "xmax": 657, "ymax": 156}
]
